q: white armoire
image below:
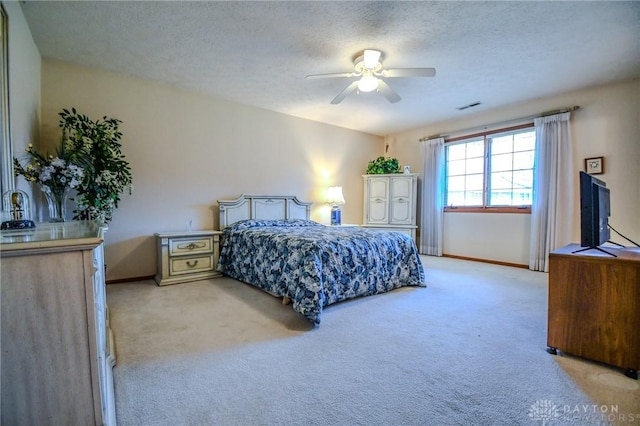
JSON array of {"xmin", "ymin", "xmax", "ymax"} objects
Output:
[{"xmin": 362, "ymin": 173, "xmax": 418, "ymax": 241}]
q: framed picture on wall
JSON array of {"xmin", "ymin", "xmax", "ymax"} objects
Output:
[{"xmin": 584, "ymin": 157, "xmax": 604, "ymax": 175}]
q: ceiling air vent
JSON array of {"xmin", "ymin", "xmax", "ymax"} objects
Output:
[{"xmin": 457, "ymin": 102, "xmax": 481, "ymax": 111}]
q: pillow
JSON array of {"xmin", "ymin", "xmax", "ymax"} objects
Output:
[{"xmin": 227, "ymin": 218, "xmax": 321, "ymax": 231}]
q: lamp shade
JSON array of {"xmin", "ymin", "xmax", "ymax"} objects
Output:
[
  {"xmin": 357, "ymin": 75, "xmax": 379, "ymax": 93},
  {"xmin": 326, "ymin": 186, "xmax": 345, "ymax": 205}
]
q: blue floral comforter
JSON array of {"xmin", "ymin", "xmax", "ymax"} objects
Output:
[{"xmin": 217, "ymin": 219, "xmax": 425, "ymax": 325}]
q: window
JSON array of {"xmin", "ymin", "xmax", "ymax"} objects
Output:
[{"xmin": 445, "ymin": 125, "xmax": 535, "ymax": 213}]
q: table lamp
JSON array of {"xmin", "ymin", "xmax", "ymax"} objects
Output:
[{"xmin": 326, "ymin": 186, "xmax": 345, "ymax": 225}]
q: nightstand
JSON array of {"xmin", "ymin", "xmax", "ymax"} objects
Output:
[{"xmin": 154, "ymin": 230, "xmax": 222, "ymax": 286}]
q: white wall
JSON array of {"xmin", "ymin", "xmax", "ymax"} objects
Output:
[
  {"xmin": 388, "ymin": 79, "xmax": 640, "ymax": 265},
  {"xmin": 40, "ymin": 59, "xmax": 383, "ymax": 280},
  {"xmin": 443, "ymin": 213, "xmax": 531, "ymax": 265}
]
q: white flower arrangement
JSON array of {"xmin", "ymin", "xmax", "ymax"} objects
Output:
[
  {"xmin": 14, "ymin": 144, "xmax": 85, "ymax": 192},
  {"xmin": 14, "ymin": 108, "xmax": 133, "ymax": 224}
]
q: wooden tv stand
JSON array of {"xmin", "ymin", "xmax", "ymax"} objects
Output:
[{"xmin": 547, "ymin": 244, "xmax": 640, "ymax": 379}]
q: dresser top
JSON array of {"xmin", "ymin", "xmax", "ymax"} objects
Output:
[
  {"xmin": 551, "ymin": 243, "xmax": 640, "ymax": 263},
  {"xmin": 0, "ymin": 221, "xmax": 106, "ymax": 254}
]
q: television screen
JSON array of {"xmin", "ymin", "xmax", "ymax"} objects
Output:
[{"xmin": 579, "ymin": 171, "xmax": 610, "ymax": 248}]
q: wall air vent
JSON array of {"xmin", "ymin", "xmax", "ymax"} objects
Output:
[{"xmin": 457, "ymin": 102, "xmax": 482, "ymax": 111}]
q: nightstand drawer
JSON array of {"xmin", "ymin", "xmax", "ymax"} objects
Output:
[
  {"xmin": 170, "ymin": 255, "xmax": 214, "ymax": 275},
  {"xmin": 169, "ymin": 237, "xmax": 213, "ymax": 256}
]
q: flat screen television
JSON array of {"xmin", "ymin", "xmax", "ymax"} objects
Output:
[{"xmin": 579, "ymin": 171, "xmax": 610, "ymax": 248}]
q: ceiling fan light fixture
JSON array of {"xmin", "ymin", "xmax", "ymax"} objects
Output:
[
  {"xmin": 363, "ymin": 49, "xmax": 382, "ymax": 69},
  {"xmin": 306, "ymin": 48, "xmax": 435, "ymax": 104},
  {"xmin": 357, "ymin": 75, "xmax": 379, "ymax": 92}
]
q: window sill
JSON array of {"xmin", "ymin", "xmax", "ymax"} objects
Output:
[{"xmin": 444, "ymin": 206, "xmax": 531, "ymax": 214}]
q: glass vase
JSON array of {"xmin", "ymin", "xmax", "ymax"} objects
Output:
[{"xmin": 41, "ymin": 185, "xmax": 70, "ymax": 223}]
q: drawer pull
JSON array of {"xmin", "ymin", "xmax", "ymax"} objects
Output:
[
  {"xmin": 186, "ymin": 260, "xmax": 199, "ymax": 268},
  {"xmin": 178, "ymin": 242, "xmax": 206, "ymax": 250}
]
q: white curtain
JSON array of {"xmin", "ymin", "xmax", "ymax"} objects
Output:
[
  {"xmin": 419, "ymin": 137, "xmax": 445, "ymax": 256},
  {"xmin": 529, "ymin": 112, "xmax": 574, "ymax": 272}
]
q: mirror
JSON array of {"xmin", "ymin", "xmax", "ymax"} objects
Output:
[{"xmin": 0, "ymin": 4, "xmax": 12, "ymax": 204}]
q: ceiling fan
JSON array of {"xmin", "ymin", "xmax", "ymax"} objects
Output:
[{"xmin": 306, "ymin": 49, "xmax": 436, "ymax": 104}]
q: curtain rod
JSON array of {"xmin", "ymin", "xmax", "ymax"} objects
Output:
[{"xmin": 419, "ymin": 105, "xmax": 580, "ymax": 142}]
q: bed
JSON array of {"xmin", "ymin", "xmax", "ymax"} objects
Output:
[{"xmin": 217, "ymin": 195, "xmax": 425, "ymax": 325}]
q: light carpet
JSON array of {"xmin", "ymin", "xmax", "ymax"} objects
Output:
[{"xmin": 107, "ymin": 256, "xmax": 639, "ymax": 426}]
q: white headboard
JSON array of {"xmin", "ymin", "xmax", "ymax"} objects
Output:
[{"xmin": 218, "ymin": 194, "xmax": 312, "ymax": 229}]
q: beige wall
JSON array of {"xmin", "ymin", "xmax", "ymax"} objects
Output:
[
  {"xmin": 2, "ymin": 1, "xmax": 40, "ymax": 200},
  {"xmin": 40, "ymin": 59, "xmax": 383, "ymax": 281},
  {"xmin": 388, "ymin": 79, "xmax": 640, "ymax": 265}
]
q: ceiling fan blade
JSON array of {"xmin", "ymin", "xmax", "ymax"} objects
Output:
[
  {"xmin": 330, "ymin": 81, "xmax": 359, "ymax": 104},
  {"xmin": 306, "ymin": 72, "xmax": 355, "ymax": 79},
  {"xmin": 363, "ymin": 49, "xmax": 382, "ymax": 69},
  {"xmin": 382, "ymin": 68, "xmax": 436, "ymax": 78},
  {"xmin": 377, "ymin": 80, "xmax": 402, "ymax": 103}
]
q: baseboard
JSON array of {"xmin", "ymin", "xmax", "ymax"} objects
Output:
[
  {"xmin": 106, "ymin": 275, "xmax": 155, "ymax": 285},
  {"xmin": 442, "ymin": 254, "xmax": 529, "ymax": 269}
]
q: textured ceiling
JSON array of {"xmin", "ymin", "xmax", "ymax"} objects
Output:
[{"xmin": 21, "ymin": 1, "xmax": 640, "ymax": 136}]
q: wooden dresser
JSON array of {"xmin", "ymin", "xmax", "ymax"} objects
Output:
[
  {"xmin": 0, "ymin": 221, "xmax": 116, "ymax": 425},
  {"xmin": 547, "ymin": 244, "xmax": 640, "ymax": 379}
]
